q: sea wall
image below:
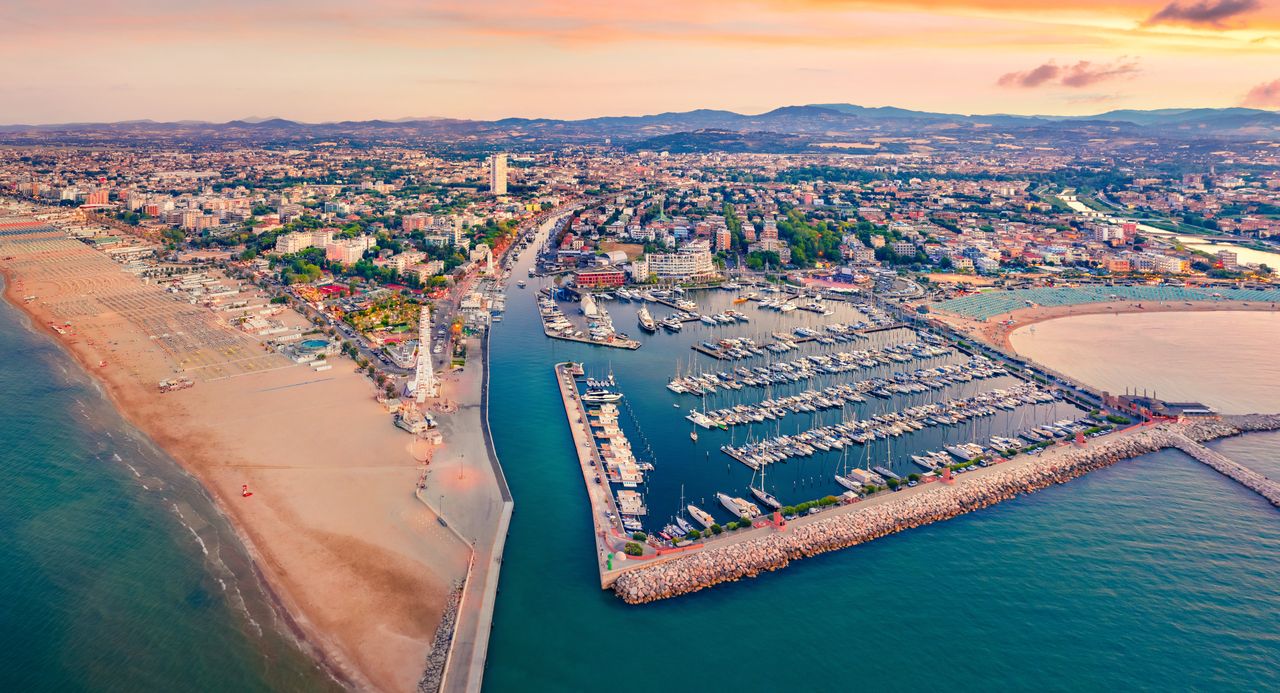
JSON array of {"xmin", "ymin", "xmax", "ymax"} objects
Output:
[{"xmin": 613, "ymin": 418, "xmax": 1276, "ymax": 605}]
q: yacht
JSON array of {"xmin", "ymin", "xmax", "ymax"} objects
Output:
[
  {"xmin": 516, "ymin": 280, "xmax": 526, "ymax": 289},
  {"xmin": 637, "ymin": 305, "xmax": 657, "ymax": 333},
  {"xmin": 687, "ymin": 504, "xmax": 716, "ymax": 529},
  {"xmin": 750, "ymin": 485, "xmax": 781, "ymax": 511},
  {"xmin": 581, "ymin": 389, "xmax": 623, "ymax": 404},
  {"xmin": 661, "ymin": 317, "xmax": 683, "ymax": 332},
  {"xmin": 717, "ymin": 492, "xmax": 761, "ymax": 520},
  {"xmin": 750, "ymin": 468, "xmax": 782, "ymax": 510},
  {"xmin": 834, "ymin": 474, "xmax": 861, "ymax": 492}
]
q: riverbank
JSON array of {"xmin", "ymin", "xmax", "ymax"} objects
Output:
[
  {"xmin": 935, "ymin": 299, "xmax": 1279, "ymax": 352},
  {"xmin": 0, "ymin": 222, "xmax": 469, "ymax": 691},
  {"xmin": 612, "ymin": 416, "xmax": 1280, "ymax": 604}
]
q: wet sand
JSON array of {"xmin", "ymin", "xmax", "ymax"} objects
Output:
[
  {"xmin": 0, "ymin": 224, "xmax": 470, "ymax": 691},
  {"xmin": 932, "ymin": 299, "xmax": 1280, "ymax": 352}
]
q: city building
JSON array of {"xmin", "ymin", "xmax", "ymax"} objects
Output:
[
  {"xmin": 490, "ymin": 153, "xmax": 507, "ymax": 196},
  {"xmin": 639, "ymin": 239, "xmax": 717, "ymax": 281}
]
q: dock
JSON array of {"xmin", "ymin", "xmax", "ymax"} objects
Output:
[
  {"xmin": 537, "ymin": 293, "xmax": 640, "ymax": 350},
  {"xmin": 690, "ymin": 322, "xmax": 910, "ymax": 361},
  {"xmin": 553, "ymin": 363, "xmax": 660, "ymax": 587}
]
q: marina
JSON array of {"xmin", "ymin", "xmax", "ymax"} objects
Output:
[
  {"xmin": 611, "ymin": 414, "xmax": 1280, "ymax": 604},
  {"xmin": 523, "ymin": 267, "xmax": 1280, "ymax": 606}
]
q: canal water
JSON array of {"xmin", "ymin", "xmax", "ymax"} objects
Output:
[{"xmin": 485, "ymin": 234, "xmax": 1280, "ymax": 690}]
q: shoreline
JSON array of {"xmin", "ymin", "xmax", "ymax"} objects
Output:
[
  {"xmin": 0, "ymin": 269, "xmax": 362, "ymax": 690},
  {"xmin": 932, "ymin": 300, "xmax": 1280, "ymax": 352},
  {"xmin": 0, "ymin": 220, "xmax": 471, "ymax": 692}
]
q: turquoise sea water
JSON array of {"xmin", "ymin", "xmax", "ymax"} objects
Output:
[
  {"xmin": 0, "ymin": 284, "xmax": 334, "ymax": 692},
  {"xmin": 484, "ymin": 242, "xmax": 1280, "ymax": 690}
]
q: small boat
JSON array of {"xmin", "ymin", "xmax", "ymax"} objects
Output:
[{"xmin": 516, "ymin": 280, "xmax": 526, "ymax": 289}]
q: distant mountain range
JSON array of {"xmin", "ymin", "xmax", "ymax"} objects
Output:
[{"xmin": 2, "ymin": 104, "xmax": 1277, "ymax": 149}]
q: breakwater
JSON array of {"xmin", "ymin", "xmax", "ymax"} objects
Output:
[
  {"xmin": 613, "ymin": 417, "xmax": 1280, "ymax": 604},
  {"xmin": 418, "ymin": 582, "xmax": 464, "ymax": 693}
]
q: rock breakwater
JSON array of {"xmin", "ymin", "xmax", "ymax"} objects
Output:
[
  {"xmin": 418, "ymin": 580, "xmax": 464, "ymax": 693},
  {"xmin": 613, "ymin": 418, "xmax": 1280, "ymax": 605}
]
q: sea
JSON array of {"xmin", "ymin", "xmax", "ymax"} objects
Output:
[
  {"xmin": 0, "ymin": 281, "xmax": 337, "ymax": 693},
  {"xmin": 4, "ymin": 231, "xmax": 1280, "ymax": 692}
]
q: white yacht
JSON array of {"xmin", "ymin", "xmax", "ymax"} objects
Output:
[
  {"xmin": 687, "ymin": 504, "xmax": 716, "ymax": 529},
  {"xmin": 637, "ymin": 305, "xmax": 657, "ymax": 333},
  {"xmin": 581, "ymin": 389, "xmax": 623, "ymax": 404},
  {"xmin": 717, "ymin": 492, "xmax": 761, "ymax": 520}
]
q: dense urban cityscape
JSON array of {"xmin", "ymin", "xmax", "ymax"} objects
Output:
[{"xmin": 4, "ymin": 1, "xmax": 1280, "ymax": 692}]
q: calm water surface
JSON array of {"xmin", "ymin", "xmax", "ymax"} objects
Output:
[
  {"xmin": 485, "ymin": 245, "xmax": 1280, "ymax": 690},
  {"xmin": 0, "ymin": 283, "xmax": 335, "ymax": 692}
]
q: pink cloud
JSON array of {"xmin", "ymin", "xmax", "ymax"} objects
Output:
[
  {"xmin": 997, "ymin": 59, "xmax": 1140, "ymax": 89},
  {"xmin": 1241, "ymin": 78, "xmax": 1280, "ymax": 107}
]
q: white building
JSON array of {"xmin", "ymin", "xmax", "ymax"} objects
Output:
[
  {"xmin": 639, "ymin": 239, "xmax": 716, "ymax": 281},
  {"xmin": 274, "ymin": 228, "xmax": 334, "ymax": 254},
  {"xmin": 490, "ymin": 154, "xmax": 508, "ymax": 196}
]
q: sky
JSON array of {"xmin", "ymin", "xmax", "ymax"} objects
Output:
[{"xmin": 1, "ymin": 0, "xmax": 1279, "ymax": 123}]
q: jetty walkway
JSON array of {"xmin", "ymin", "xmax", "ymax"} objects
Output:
[{"xmin": 610, "ymin": 415, "xmax": 1280, "ymax": 604}]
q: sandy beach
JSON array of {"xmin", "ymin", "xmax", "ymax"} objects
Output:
[
  {"xmin": 931, "ymin": 299, "xmax": 1280, "ymax": 352},
  {"xmin": 0, "ymin": 221, "xmax": 471, "ymax": 691}
]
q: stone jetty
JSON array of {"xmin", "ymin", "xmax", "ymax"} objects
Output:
[
  {"xmin": 613, "ymin": 416, "xmax": 1280, "ymax": 604},
  {"xmin": 1167, "ymin": 433, "xmax": 1280, "ymax": 507}
]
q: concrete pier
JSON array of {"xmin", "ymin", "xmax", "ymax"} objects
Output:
[{"xmin": 553, "ymin": 362, "xmax": 634, "ymax": 586}]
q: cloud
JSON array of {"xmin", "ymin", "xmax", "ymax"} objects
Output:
[
  {"xmin": 997, "ymin": 59, "xmax": 1140, "ymax": 88},
  {"xmin": 1241, "ymin": 78, "xmax": 1280, "ymax": 106},
  {"xmin": 1145, "ymin": 0, "xmax": 1263, "ymax": 28}
]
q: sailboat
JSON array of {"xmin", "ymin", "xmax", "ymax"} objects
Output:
[
  {"xmin": 834, "ymin": 446, "xmax": 860, "ymax": 491},
  {"xmin": 750, "ymin": 467, "xmax": 781, "ymax": 510}
]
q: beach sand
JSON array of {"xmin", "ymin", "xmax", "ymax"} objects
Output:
[
  {"xmin": 0, "ymin": 223, "xmax": 471, "ymax": 692},
  {"xmin": 930, "ymin": 299, "xmax": 1280, "ymax": 352}
]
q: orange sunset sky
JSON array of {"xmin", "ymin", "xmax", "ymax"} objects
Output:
[{"xmin": 2, "ymin": 0, "xmax": 1278, "ymax": 122}]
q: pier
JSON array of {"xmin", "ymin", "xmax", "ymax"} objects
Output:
[
  {"xmin": 609, "ymin": 415, "xmax": 1280, "ymax": 604},
  {"xmin": 553, "ymin": 362, "xmax": 649, "ymax": 587},
  {"xmin": 536, "ymin": 292, "xmax": 640, "ymax": 350}
]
